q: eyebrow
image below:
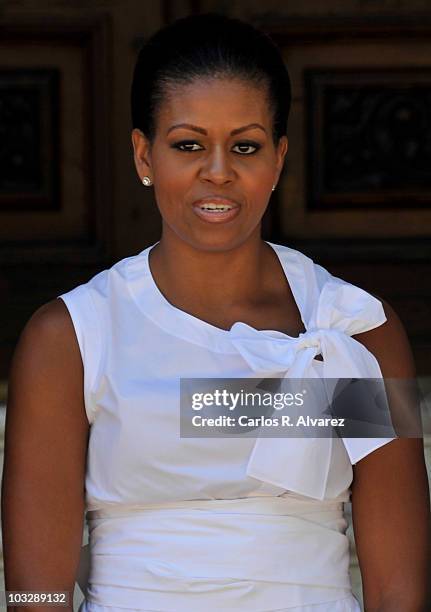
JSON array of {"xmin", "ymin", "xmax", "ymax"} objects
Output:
[{"xmin": 166, "ymin": 123, "xmax": 267, "ymax": 136}]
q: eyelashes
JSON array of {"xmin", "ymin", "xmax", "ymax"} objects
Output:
[{"xmin": 170, "ymin": 140, "xmax": 262, "ymax": 155}]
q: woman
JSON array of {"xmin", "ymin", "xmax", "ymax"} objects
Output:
[{"xmin": 2, "ymin": 12, "xmax": 430, "ymax": 612}]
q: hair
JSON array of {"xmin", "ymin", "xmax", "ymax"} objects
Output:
[{"xmin": 130, "ymin": 12, "xmax": 292, "ymax": 147}]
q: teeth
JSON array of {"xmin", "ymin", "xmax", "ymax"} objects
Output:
[{"xmin": 199, "ymin": 203, "xmax": 232, "ymax": 211}]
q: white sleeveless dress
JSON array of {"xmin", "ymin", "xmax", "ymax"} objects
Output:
[{"xmin": 57, "ymin": 240, "xmax": 396, "ymax": 612}]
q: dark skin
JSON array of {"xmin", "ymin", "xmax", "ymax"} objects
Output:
[
  {"xmin": 2, "ymin": 76, "xmax": 430, "ymax": 611},
  {"xmin": 133, "ymin": 77, "xmax": 290, "ymax": 332},
  {"xmin": 2, "ymin": 299, "xmax": 88, "ymax": 612}
]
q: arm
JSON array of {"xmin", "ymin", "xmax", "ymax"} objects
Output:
[
  {"xmin": 1, "ymin": 298, "xmax": 90, "ymax": 611},
  {"xmin": 351, "ymin": 298, "xmax": 431, "ymax": 612}
]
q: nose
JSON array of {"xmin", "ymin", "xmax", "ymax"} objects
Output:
[{"xmin": 199, "ymin": 145, "xmax": 236, "ymax": 185}]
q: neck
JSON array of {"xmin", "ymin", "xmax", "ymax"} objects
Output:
[{"xmin": 147, "ymin": 229, "xmax": 274, "ymax": 312}]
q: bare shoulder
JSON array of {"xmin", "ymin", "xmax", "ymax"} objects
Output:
[
  {"xmin": 18, "ymin": 296, "xmax": 76, "ymax": 343},
  {"xmin": 7, "ymin": 296, "xmax": 86, "ymax": 426},
  {"xmin": 348, "ymin": 295, "xmax": 430, "ymax": 608},
  {"xmin": 352, "ymin": 294, "xmax": 416, "ymax": 378},
  {"xmin": 2, "ymin": 298, "xmax": 89, "ymax": 591},
  {"xmin": 12, "ymin": 297, "xmax": 80, "ymax": 368},
  {"xmin": 350, "ymin": 293, "xmax": 423, "ymax": 472}
]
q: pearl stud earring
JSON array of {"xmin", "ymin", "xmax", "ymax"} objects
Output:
[{"xmin": 142, "ymin": 176, "xmax": 153, "ymax": 186}]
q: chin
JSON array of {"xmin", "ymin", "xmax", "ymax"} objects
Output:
[{"xmin": 183, "ymin": 228, "xmax": 258, "ymax": 254}]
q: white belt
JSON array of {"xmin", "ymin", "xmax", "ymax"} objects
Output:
[{"xmin": 77, "ymin": 495, "xmax": 354, "ymax": 612}]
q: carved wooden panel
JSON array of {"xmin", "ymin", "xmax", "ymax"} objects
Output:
[
  {"xmin": 305, "ymin": 67, "xmax": 431, "ymax": 210},
  {"xmin": 253, "ymin": 15, "xmax": 431, "ymax": 374},
  {"xmin": 0, "ymin": 14, "xmax": 112, "ymax": 263},
  {"xmin": 0, "ymin": 14, "xmax": 113, "ymax": 377},
  {"xmin": 0, "ymin": 68, "xmax": 60, "ymax": 212}
]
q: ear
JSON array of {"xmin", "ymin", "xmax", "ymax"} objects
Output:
[
  {"xmin": 275, "ymin": 135, "xmax": 288, "ymax": 181},
  {"xmin": 131, "ymin": 128, "xmax": 153, "ymax": 182}
]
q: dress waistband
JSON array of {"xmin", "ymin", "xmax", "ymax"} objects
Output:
[
  {"xmin": 85, "ymin": 494, "xmax": 345, "ymax": 520},
  {"xmin": 79, "ymin": 495, "xmax": 353, "ymax": 611}
]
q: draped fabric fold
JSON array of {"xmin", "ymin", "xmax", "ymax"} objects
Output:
[
  {"xmin": 228, "ymin": 278, "xmax": 397, "ymax": 501},
  {"xmin": 78, "ymin": 497, "xmax": 357, "ymax": 611}
]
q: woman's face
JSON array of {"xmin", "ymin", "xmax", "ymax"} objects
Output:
[{"xmin": 131, "ymin": 77, "xmax": 288, "ymax": 252}]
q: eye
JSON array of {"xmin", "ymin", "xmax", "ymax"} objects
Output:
[
  {"xmin": 232, "ymin": 142, "xmax": 261, "ymax": 155},
  {"xmin": 170, "ymin": 140, "xmax": 261, "ymax": 155},
  {"xmin": 171, "ymin": 141, "xmax": 203, "ymax": 152}
]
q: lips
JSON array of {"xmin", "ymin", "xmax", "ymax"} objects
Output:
[
  {"xmin": 192, "ymin": 196, "xmax": 241, "ymax": 224},
  {"xmin": 192, "ymin": 196, "xmax": 241, "ymax": 210}
]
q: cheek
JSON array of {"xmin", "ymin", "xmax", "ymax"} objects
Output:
[
  {"xmin": 240, "ymin": 162, "xmax": 274, "ymax": 200},
  {"xmin": 153, "ymin": 149, "xmax": 195, "ymax": 190},
  {"xmin": 152, "ymin": 159, "xmax": 192, "ymax": 223},
  {"xmin": 236, "ymin": 153, "xmax": 275, "ymax": 180}
]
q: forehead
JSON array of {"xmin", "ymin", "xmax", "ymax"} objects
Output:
[{"xmin": 157, "ymin": 77, "xmax": 271, "ymax": 131}]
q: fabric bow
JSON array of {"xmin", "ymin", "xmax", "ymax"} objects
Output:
[{"xmin": 228, "ymin": 279, "xmax": 396, "ymax": 501}]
